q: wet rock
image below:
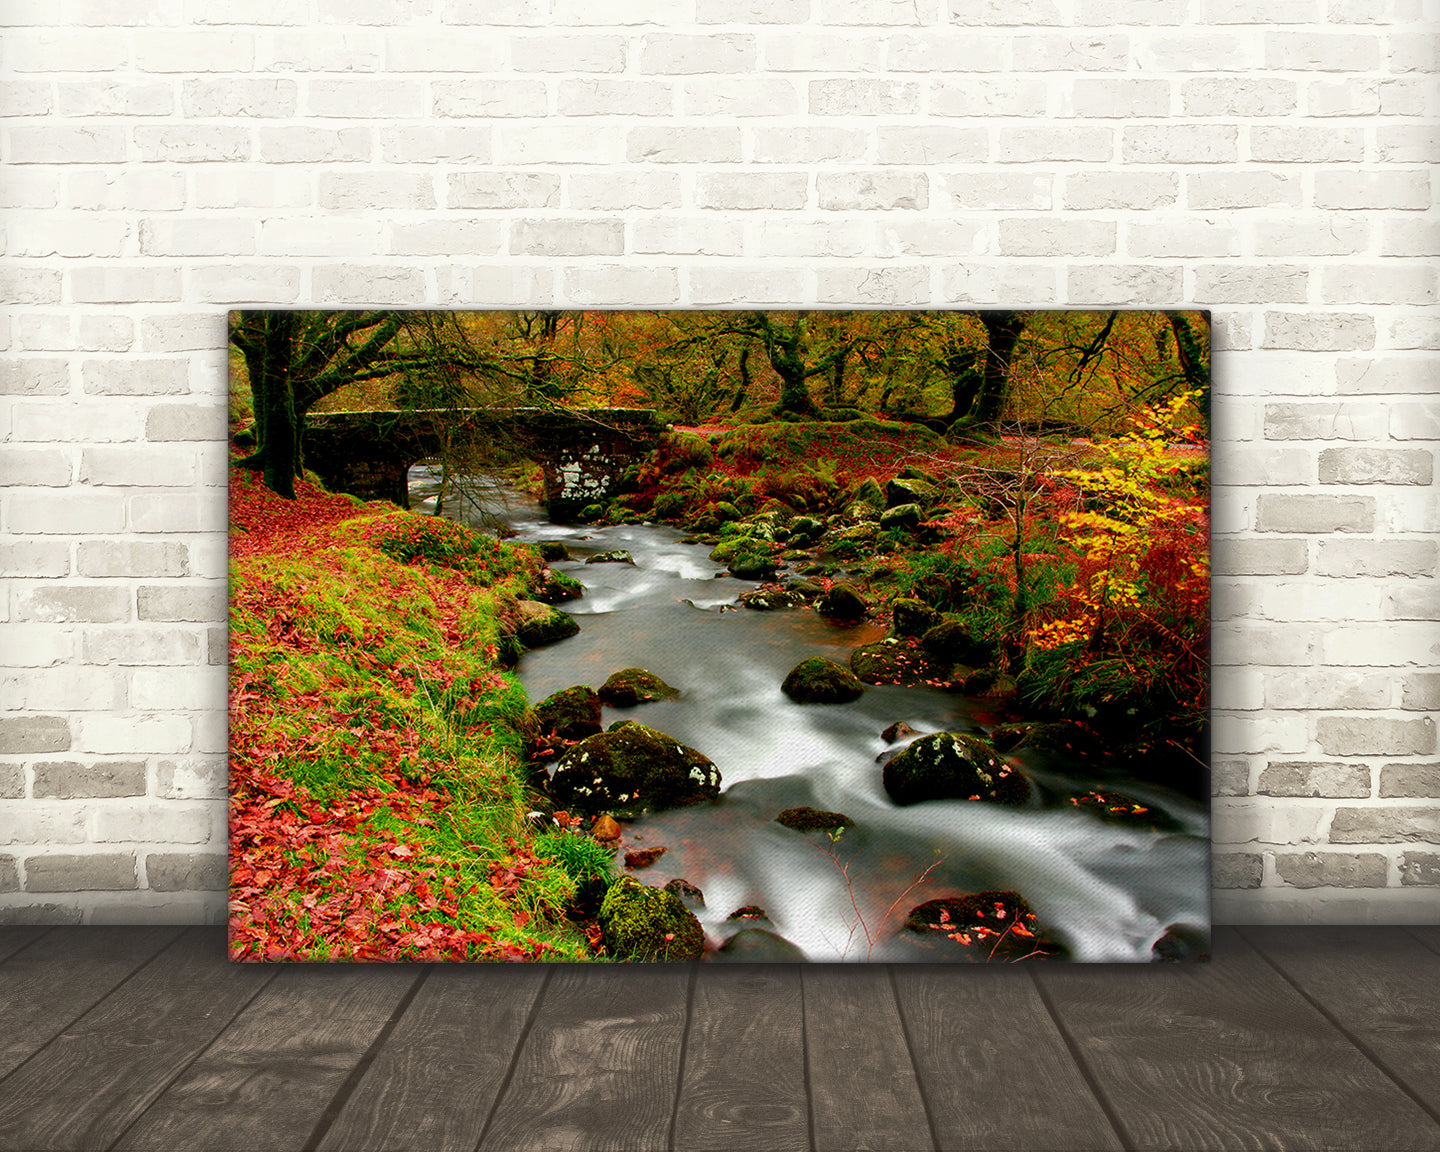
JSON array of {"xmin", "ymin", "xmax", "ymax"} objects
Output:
[
  {"xmin": 598, "ymin": 668, "xmax": 680, "ymax": 707},
  {"xmin": 532, "ymin": 685, "xmax": 603, "ymax": 743},
  {"xmin": 598, "ymin": 876, "xmax": 705, "ymax": 961},
  {"xmin": 713, "ymin": 928, "xmax": 808, "ymax": 963},
  {"xmin": 586, "ymin": 548, "xmax": 635, "ymax": 565},
  {"xmin": 881, "ymin": 721, "xmax": 919, "ymax": 744},
  {"xmin": 551, "ymin": 723, "xmax": 721, "ymax": 816},
  {"xmin": 879, "ymin": 503, "xmax": 923, "ymax": 532},
  {"xmin": 891, "ymin": 598, "xmax": 941, "ymax": 639},
  {"xmin": 902, "ymin": 891, "xmax": 1060, "ymax": 961},
  {"xmin": 919, "ymin": 620, "xmax": 995, "ymax": 666},
  {"xmin": 514, "ymin": 600, "xmax": 581, "ymax": 649},
  {"xmin": 1067, "ymin": 790, "xmax": 1183, "ymax": 833},
  {"xmin": 989, "ymin": 720, "xmax": 1102, "ymax": 760},
  {"xmin": 591, "ymin": 814, "xmax": 622, "ymax": 842},
  {"xmin": 664, "ymin": 878, "xmax": 705, "ymax": 909},
  {"xmin": 532, "ymin": 569, "xmax": 584, "ymax": 604},
  {"xmin": 882, "ymin": 731, "xmax": 1030, "ymax": 807},
  {"xmin": 741, "ymin": 589, "xmax": 806, "ymax": 611},
  {"xmin": 781, "ymin": 657, "xmax": 865, "ymax": 704},
  {"xmin": 788, "ymin": 516, "xmax": 825, "ymax": 544},
  {"xmin": 729, "ymin": 553, "xmax": 778, "ymax": 581},
  {"xmin": 1152, "ymin": 923, "xmax": 1210, "ymax": 962},
  {"xmin": 535, "ymin": 541, "xmax": 571, "ymax": 562},
  {"xmin": 815, "ymin": 581, "xmax": 868, "ymax": 622},
  {"xmin": 624, "ymin": 846, "xmax": 667, "ymax": 870},
  {"xmin": 849, "ymin": 638, "xmax": 947, "ymax": 686},
  {"xmin": 898, "ymin": 465, "xmax": 940, "ymax": 486},
  {"xmin": 886, "ymin": 477, "xmax": 935, "ymax": 508},
  {"xmin": 848, "ymin": 477, "xmax": 886, "ymax": 514},
  {"xmin": 726, "ymin": 904, "xmax": 768, "ymax": 921},
  {"xmin": 774, "ymin": 807, "xmax": 854, "ymax": 833},
  {"xmin": 783, "ymin": 577, "xmax": 825, "ymax": 598}
]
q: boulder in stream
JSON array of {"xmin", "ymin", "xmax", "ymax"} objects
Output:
[
  {"xmin": 714, "ymin": 928, "xmax": 808, "ymax": 963},
  {"xmin": 535, "ymin": 541, "xmax": 571, "ymax": 562},
  {"xmin": 774, "ymin": 806, "xmax": 854, "ymax": 833},
  {"xmin": 891, "ymin": 598, "xmax": 941, "ymax": 638},
  {"xmin": 598, "ymin": 876, "xmax": 706, "ymax": 961},
  {"xmin": 815, "ymin": 581, "xmax": 868, "ymax": 622},
  {"xmin": 532, "ymin": 684, "xmax": 603, "ymax": 742},
  {"xmin": 550, "ymin": 722, "xmax": 721, "ymax": 815},
  {"xmin": 849, "ymin": 638, "xmax": 947, "ymax": 686},
  {"xmin": 879, "ymin": 502, "xmax": 923, "ymax": 532},
  {"xmin": 586, "ymin": 548, "xmax": 635, "ymax": 565},
  {"xmin": 919, "ymin": 619, "xmax": 995, "ymax": 666},
  {"xmin": 882, "ymin": 731, "xmax": 1030, "ymax": 806},
  {"xmin": 781, "ymin": 657, "xmax": 865, "ymax": 704},
  {"xmin": 598, "ymin": 668, "xmax": 680, "ymax": 707},
  {"xmin": 514, "ymin": 600, "xmax": 580, "ymax": 649},
  {"xmin": 901, "ymin": 891, "xmax": 1060, "ymax": 961}
]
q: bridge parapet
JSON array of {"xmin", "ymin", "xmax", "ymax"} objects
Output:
[{"xmin": 303, "ymin": 407, "xmax": 664, "ymax": 520}]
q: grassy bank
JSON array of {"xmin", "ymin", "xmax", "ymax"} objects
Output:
[{"xmin": 228, "ymin": 465, "xmax": 592, "ymax": 962}]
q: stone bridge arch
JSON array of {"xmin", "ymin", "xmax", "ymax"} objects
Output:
[{"xmin": 302, "ymin": 407, "xmax": 664, "ymax": 521}]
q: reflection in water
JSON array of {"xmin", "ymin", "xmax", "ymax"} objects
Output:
[{"xmin": 417, "ymin": 467, "xmax": 1210, "ymax": 963}]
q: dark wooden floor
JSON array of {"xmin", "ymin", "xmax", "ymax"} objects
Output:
[{"xmin": 0, "ymin": 926, "xmax": 1437, "ymax": 1152}]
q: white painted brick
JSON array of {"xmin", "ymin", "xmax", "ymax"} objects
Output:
[
  {"xmin": 823, "ymin": 0, "xmax": 940, "ymax": 23},
  {"xmin": 1196, "ymin": 0, "xmax": 1315, "ymax": 20},
  {"xmin": 432, "ymin": 80, "xmax": 547, "ymax": 119},
  {"xmin": 697, "ymin": 0, "xmax": 812, "ymax": 20},
  {"xmin": 7, "ymin": 668, "xmax": 127, "ymax": 712},
  {"xmin": 1011, "ymin": 34, "xmax": 1129, "ymax": 71},
  {"xmin": 1067, "ymin": 265, "xmax": 1183, "ymax": 305},
  {"xmin": 511, "ymin": 35, "xmax": 627, "ymax": 73},
  {"xmin": 567, "ymin": 171, "xmax": 680, "ymax": 210},
  {"xmin": 442, "ymin": 0, "xmax": 548, "ymax": 24},
  {"xmin": 66, "ymin": 170, "xmax": 185, "ymax": 212},
  {"xmin": 7, "ymin": 125, "xmax": 126, "ymax": 165},
  {"xmin": 7, "ymin": 217, "xmax": 129, "ymax": 259},
  {"xmin": 817, "ymin": 171, "xmax": 928, "ymax": 211},
  {"xmin": 82, "ymin": 627, "xmax": 202, "ymax": 666},
  {"xmin": 1389, "ymin": 403, "xmax": 1440, "ymax": 442},
  {"xmin": 1381, "ymin": 219, "xmax": 1440, "ymax": 258},
  {"xmin": 875, "ymin": 126, "xmax": 988, "ymax": 165},
  {"xmin": 931, "ymin": 78, "xmax": 1049, "ymax": 116},
  {"xmin": 683, "ymin": 79, "xmax": 801, "ymax": 118},
  {"xmin": 1214, "ymin": 668, "xmax": 1266, "ymax": 712},
  {"xmin": 557, "ymin": 80, "xmax": 674, "ymax": 118},
  {"xmin": 761, "ymin": 34, "xmax": 886, "ymax": 73},
  {"xmin": 631, "ymin": 219, "xmax": 746, "ymax": 256},
  {"xmin": 1321, "ymin": 265, "xmax": 1437, "ymax": 306},
  {"xmin": 1136, "ymin": 33, "xmax": 1262, "ymax": 72},
  {"xmin": 815, "ymin": 265, "xmax": 930, "ymax": 305},
  {"xmin": 448, "ymin": 171, "xmax": 560, "ymax": 209},
  {"xmin": 1307, "ymin": 79, "xmax": 1381, "ymax": 117},
  {"xmin": 639, "ymin": 33, "xmax": 756, "ymax": 74},
  {"xmin": 71, "ymin": 268, "xmax": 183, "ymax": 304},
  {"xmin": 318, "ymin": 172, "xmax": 436, "ymax": 211},
  {"xmin": 751, "ymin": 220, "xmax": 869, "ymax": 258},
  {"xmin": 1314, "ymin": 170, "xmax": 1432, "ymax": 211},
  {"xmin": 696, "ymin": 173, "xmax": 810, "ymax": 210},
  {"xmin": 0, "ymin": 624, "xmax": 74, "ymax": 667},
  {"xmin": 189, "ymin": 266, "xmax": 302, "ymax": 304},
  {"xmin": 181, "ymin": 78, "xmax": 296, "ymax": 119},
  {"xmin": 55, "ymin": 81, "xmax": 174, "ymax": 117},
  {"xmin": 133, "ymin": 126, "xmax": 250, "ymax": 163},
  {"xmin": 80, "ymin": 447, "xmax": 197, "ymax": 487},
  {"xmin": 1252, "ymin": 215, "xmax": 1369, "ymax": 256},
  {"xmin": 130, "ymin": 667, "xmax": 226, "ymax": 713},
  {"xmin": 500, "ymin": 124, "xmax": 626, "ymax": 164},
  {"xmin": 874, "ymin": 220, "xmax": 984, "ymax": 258},
  {"xmin": 562, "ymin": 266, "xmax": 680, "ymax": 306},
  {"xmin": 190, "ymin": 167, "xmax": 311, "ymax": 209},
  {"xmin": 133, "ymin": 31, "xmax": 253, "ymax": 72},
  {"xmin": 381, "ymin": 32, "xmax": 502, "ymax": 72},
  {"xmin": 1377, "ymin": 125, "xmax": 1440, "ymax": 164},
  {"xmin": 4, "ymin": 31, "xmax": 131, "ymax": 72},
  {"xmin": 1188, "ymin": 172, "xmax": 1301, "ymax": 210},
  {"xmin": 1320, "ymin": 627, "xmax": 1438, "ymax": 669},
  {"xmin": 1194, "ymin": 265, "xmax": 1309, "ymax": 303},
  {"xmin": 1266, "ymin": 32, "xmax": 1383, "ymax": 71},
  {"xmin": 192, "ymin": 0, "xmax": 307, "ymax": 23},
  {"xmin": 1261, "ymin": 313, "xmax": 1377, "ymax": 352},
  {"xmin": 999, "ymin": 219, "xmax": 1116, "ymax": 257},
  {"xmin": 1123, "ymin": 124, "xmax": 1239, "ymax": 165},
  {"xmin": 0, "ymin": 447, "xmax": 71, "ymax": 486},
  {"xmin": 1250, "ymin": 125, "xmax": 1365, "ymax": 163},
  {"xmin": 1126, "ymin": 220, "xmax": 1241, "ymax": 259},
  {"xmin": 626, "ymin": 127, "xmax": 742, "ymax": 164},
  {"xmin": 80, "ymin": 359, "xmax": 189, "ymax": 398},
  {"xmin": 511, "ymin": 219, "xmax": 624, "ymax": 257},
  {"xmin": 886, "ymin": 34, "xmax": 1008, "ymax": 74},
  {"xmin": 138, "ymin": 219, "xmax": 255, "ymax": 258},
  {"xmin": 65, "ymin": 0, "xmax": 182, "ymax": 25},
  {"xmin": 388, "ymin": 221, "xmax": 504, "ymax": 256},
  {"xmin": 436, "ymin": 266, "xmax": 556, "ymax": 306},
  {"xmin": 750, "ymin": 127, "xmax": 869, "ymax": 164},
  {"xmin": 306, "ymin": 78, "xmax": 426, "ymax": 118},
  {"xmin": 549, "ymin": 0, "xmax": 676, "ymax": 22},
  {"xmin": 259, "ymin": 30, "xmax": 384, "ymax": 72},
  {"xmin": 687, "ymin": 267, "xmax": 807, "ymax": 306},
  {"xmin": 950, "ymin": 0, "xmax": 1064, "ymax": 25},
  {"xmin": 1212, "ymin": 715, "xmax": 1312, "ymax": 757},
  {"xmin": 941, "ymin": 264, "xmax": 1058, "ymax": 304},
  {"xmin": 0, "ymin": 79, "xmax": 52, "ymax": 115},
  {"xmin": 93, "ymin": 803, "xmax": 212, "ymax": 845},
  {"xmin": 0, "ymin": 171, "xmax": 61, "ymax": 211},
  {"xmin": 1076, "ymin": 0, "xmax": 1186, "ymax": 21},
  {"xmin": 1378, "ymin": 78, "xmax": 1435, "ymax": 117},
  {"xmin": 1265, "ymin": 670, "xmax": 1391, "ymax": 711},
  {"xmin": 12, "ymin": 401, "xmax": 147, "ymax": 444},
  {"xmin": 311, "ymin": 265, "xmax": 427, "ymax": 305},
  {"xmin": 1259, "ymin": 583, "xmax": 1388, "ymax": 626},
  {"xmin": 1182, "ymin": 77, "xmax": 1297, "ymax": 116},
  {"xmin": 316, "ymin": 0, "xmax": 435, "ymax": 24},
  {"xmin": 1062, "ymin": 171, "xmax": 1177, "ymax": 210},
  {"xmin": 809, "ymin": 79, "xmax": 922, "ymax": 117},
  {"xmin": 997, "ymin": 126, "xmax": 1114, "ymax": 163},
  {"xmin": 129, "ymin": 493, "xmax": 223, "ymax": 534},
  {"xmin": 257, "ymin": 127, "xmax": 372, "ymax": 164},
  {"xmin": 1335, "ymin": 357, "xmax": 1440, "ymax": 395}
]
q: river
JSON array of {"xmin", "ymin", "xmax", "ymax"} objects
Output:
[{"xmin": 415, "ymin": 469, "xmax": 1210, "ymax": 964}]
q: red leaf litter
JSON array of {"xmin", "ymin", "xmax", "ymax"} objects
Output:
[{"xmin": 229, "ymin": 465, "xmax": 365, "ymax": 558}]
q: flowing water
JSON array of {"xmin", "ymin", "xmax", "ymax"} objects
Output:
[{"xmin": 414, "ymin": 469, "xmax": 1210, "ymax": 963}]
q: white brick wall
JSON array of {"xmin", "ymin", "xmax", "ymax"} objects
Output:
[{"xmin": 1, "ymin": 1, "xmax": 1435, "ymax": 926}]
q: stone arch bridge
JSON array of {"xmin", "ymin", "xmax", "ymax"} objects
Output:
[{"xmin": 303, "ymin": 407, "xmax": 664, "ymax": 521}]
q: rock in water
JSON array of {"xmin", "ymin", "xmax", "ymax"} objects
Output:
[
  {"xmin": 598, "ymin": 668, "xmax": 680, "ymax": 707},
  {"xmin": 815, "ymin": 582, "xmax": 868, "ymax": 621},
  {"xmin": 781, "ymin": 657, "xmax": 865, "ymax": 704},
  {"xmin": 514, "ymin": 599, "xmax": 580, "ymax": 648},
  {"xmin": 774, "ymin": 807, "xmax": 854, "ymax": 833},
  {"xmin": 919, "ymin": 620, "xmax": 994, "ymax": 665},
  {"xmin": 598, "ymin": 877, "xmax": 705, "ymax": 961},
  {"xmin": 902, "ymin": 891, "xmax": 1061, "ymax": 961},
  {"xmin": 714, "ymin": 928, "xmax": 808, "ymax": 963},
  {"xmin": 531, "ymin": 685, "xmax": 602, "ymax": 742},
  {"xmin": 550, "ymin": 723, "xmax": 721, "ymax": 815},
  {"xmin": 882, "ymin": 731, "xmax": 1029, "ymax": 806},
  {"xmin": 585, "ymin": 549, "xmax": 635, "ymax": 564},
  {"xmin": 891, "ymin": 598, "xmax": 940, "ymax": 638}
]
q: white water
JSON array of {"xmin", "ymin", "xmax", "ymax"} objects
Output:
[{"xmin": 416, "ymin": 469, "xmax": 1211, "ymax": 963}]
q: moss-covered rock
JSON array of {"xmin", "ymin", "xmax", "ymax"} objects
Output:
[
  {"xmin": 879, "ymin": 503, "xmax": 923, "ymax": 532},
  {"xmin": 848, "ymin": 476, "xmax": 886, "ymax": 514},
  {"xmin": 774, "ymin": 806, "xmax": 854, "ymax": 833},
  {"xmin": 598, "ymin": 876, "xmax": 706, "ymax": 961},
  {"xmin": 882, "ymin": 731, "xmax": 1030, "ymax": 806},
  {"xmin": 1067, "ymin": 789, "xmax": 1183, "ymax": 833},
  {"xmin": 598, "ymin": 668, "xmax": 680, "ymax": 707},
  {"xmin": 901, "ymin": 890, "xmax": 1062, "ymax": 961},
  {"xmin": 586, "ymin": 548, "xmax": 635, "ymax": 565},
  {"xmin": 535, "ymin": 541, "xmax": 571, "ymax": 562},
  {"xmin": 988, "ymin": 720, "xmax": 1102, "ymax": 760},
  {"xmin": 781, "ymin": 656, "xmax": 865, "ymax": 704},
  {"xmin": 532, "ymin": 684, "xmax": 603, "ymax": 742},
  {"xmin": 816, "ymin": 581, "xmax": 868, "ymax": 621},
  {"xmin": 849, "ymin": 638, "xmax": 947, "ymax": 686},
  {"xmin": 892, "ymin": 598, "xmax": 941, "ymax": 638},
  {"xmin": 920, "ymin": 619, "xmax": 995, "ymax": 665},
  {"xmin": 741, "ymin": 589, "xmax": 806, "ymax": 611},
  {"xmin": 729, "ymin": 553, "xmax": 778, "ymax": 581},
  {"xmin": 788, "ymin": 516, "xmax": 824, "ymax": 544},
  {"xmin": 514, "ymin": 600, "xmax": 581, "ymax": 649},
  {"xmin": 886, "ymin": 476, "xmax": 936, "ymax": 508},
  {"xmin": 532, "ymin": 569, "xmax": 584, "ymax": 604},
  {"xmin": 550, "ymin": 722, "xmax": 720, "ymax": 815}
]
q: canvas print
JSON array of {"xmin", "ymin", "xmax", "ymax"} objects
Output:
[{"xmin": 228, "ymin": 309, "xmax": 1211, "ymax": 964}]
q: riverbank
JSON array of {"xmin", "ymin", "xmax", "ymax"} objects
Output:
[{"xmin": 227, "ymin": 465, "xmax": 592, "ymax": 962}]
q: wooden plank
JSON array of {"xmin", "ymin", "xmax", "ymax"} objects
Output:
[
  {"xmin": 313, "ymin": 965, "xmax": 548, "ymax": 1152},
  {"xmin": 0, "ymin": 928, "xmax": 274, "ymax": 1152},
  {"xmin": 112, "ymin": 962, "xmax": 423, "ymax": 1152},
  {"xmin": 892, "ymin": 965, "xmax": 1123, "ymax": 1152},
  {"xmin": 803, "ymin": 965, "xmax": 934, "ymax": 1152},
  {"xmin": 0, "ymin": 927, "xmax": 51, "ymax": 965},
  {"xmin": 478, "ymin": 963, "xmax": 692, "ymax": 1152},
  {"xmin": 1034, "ymin": 926, "xmax": 1440, "ymax": 1152},
  {"xmin": 1243, "ymin": 925, "xmax": 1440, "ymax": 1128},
  {"xmin": 672, "ymin": 965, "xmax": 809, "ymax": 1152},
  {"xmin": 0, "ymin": 925, "xmax": 182, "ymax": 1080},
  {"xmin": 1410, "ymin": 925, "xmax": 1440, "ymax": 958}
]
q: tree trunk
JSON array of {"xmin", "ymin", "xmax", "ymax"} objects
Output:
[{"xmin": 972, "ymin": 311, "xmax": 1026, "ymax": 429}]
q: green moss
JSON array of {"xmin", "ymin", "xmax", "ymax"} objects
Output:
[{"xmin": 598, "ymin": 876, "xmax": 706, "ymax": 961}]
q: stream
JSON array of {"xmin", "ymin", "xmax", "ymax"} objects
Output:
[{"xmin": 415, "ymin": 469, "xmax": 1210, "ymax": 963}]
